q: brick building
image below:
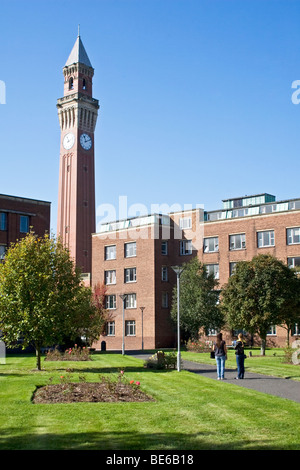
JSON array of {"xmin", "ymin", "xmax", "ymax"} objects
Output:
[
  {"xmin": 92, "ymin": 193, "xmax": 300, "ymax": 350},
  {"xmin": 0, "ymin": 194, "xmax": 51, "ymax": 260}
]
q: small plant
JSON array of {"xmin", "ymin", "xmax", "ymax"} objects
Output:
[{"xmin": 144, "ymin": 350, "xmax": 178, "ymax": 370}]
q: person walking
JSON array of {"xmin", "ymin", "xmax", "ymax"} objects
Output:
[
  {"xmin": 235, "ymin": 333, "xmax": 246, "ymax": 379},
  {"xmin": 213, "ymin": 333, "xmax": 227, "ymax": 380}
]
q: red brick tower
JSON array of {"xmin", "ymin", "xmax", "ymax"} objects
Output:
[{"xmin": 57, "ymin": 33, "xmax": 99, "ymax": 278}]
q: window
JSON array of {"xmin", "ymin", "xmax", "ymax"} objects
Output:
[
  {"xmin": 161, "ymin": 241, "xmax": 168, "ymax": 255},
  {"xmin": 207, "ymin": 328, "xmax": 219, "ymax": 336},
  {"xmin": 162, "ymin": 292, "xmax": 169, "ymax": 308},
  {"xmin": 82, "ymin": 78, "xmax": 86, "ymax": 90},
  {"xmin": 105, "ymin": 270, "xmax": 116, "ymax": 285},
  {"xmin": 206, "ymin": 264, "xmax": 219, "ymax": 279},
  {"xmin": 69, "ymin": 77, "xmax": 74, "ymax": 90},
  {"xmin": 0, "ymin": 245, "xmax": 6, "ymax": 260},
  {"xmin": 203, "ymin": 237, "xmax": 219, "ymax": 253},
  {"xmin": 105, "ymin": 245, "xmax": 116, "ymax": 260},
  {"xmin": 288, "ymin": 257, "xmax": 300, "ymax": 268},
  {"xmin": 20, "ymin": 215, "xmax": 29, "ymax": 233},
  {"xmin": 257, "ymin": 230, "xmax": 275, "ymax": 248},
  {"xmin": 267, "ymin": 325, "xmax": 276, "ymax": 336},
  {"xmin": 179, "ymin": 217, "xmax": 192, "ymax": 229},
  {"xmin": 105, "ymin": 295, "xmax": 116, "ymax": 309},
  {"xmin": 124, "ymin": 267, "xmax": 136, "ymax": 283},
  {"xmin": 0, "ymin": 213, "xmax": 7, "ymax": 231},
  {"xmin": 162, "ymin": 266, "xmax": 168, "ymax": 281},
  {"xmin": 229, "ymin": 233, "xmax": 246, "ymax": 250},
  {"xmin": 125, "ymin": 320, "xmax": 136, "ymax": 336},
  {"xmin": 125, "ymin": 242, "xmax": 136, "ymax": 258},
  {"xmin": 229, "ymin": 262, "xmax": 237, "ymax": 276},
  {"xmin": 287, "ymin": 227, "xmax": 300, "ymax": 245},
  {"xmin": 125, "ymin": 294, "xmax": 136, "ymax": 309},
  {"xmin": 292, "ymin": 324, "xmax": 300, "ymax": 336},
  {"xmin": 180, "ymin": 240, "xmax": 192, "ymax": 255},
  {"xmin": 107, "ymin": 321, "xmax": 115, "ymax": 336}
]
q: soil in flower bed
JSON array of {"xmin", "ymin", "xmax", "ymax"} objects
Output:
[{"xmin": 32, "ymin": 382, "xmax": 155, "ymax": 404}]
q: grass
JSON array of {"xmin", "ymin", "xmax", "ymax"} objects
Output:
[{"xmin": 0, "ymin": 352, "xmax": 300, "ymax": 450}]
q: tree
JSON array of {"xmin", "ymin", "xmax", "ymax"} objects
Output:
[
  {"xmin": 221, "ymin": 254, "xmax": 300, "ymax": 355},
  {"xmin": 171, "ymin": 257, "xmax": 224, "ymax": 340},
  {"xmin": 0, "ymin": 232, "xmax": 105, "ymax": 370}
]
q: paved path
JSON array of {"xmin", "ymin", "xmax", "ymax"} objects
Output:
[{"xmin": 126, "ymin": 352, "xmax": 300, "ymax": 404}]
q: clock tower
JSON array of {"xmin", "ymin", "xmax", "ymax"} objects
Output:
[{"xmin": 57, "ymin": 33, "xmax": 99, "ymax": 278}]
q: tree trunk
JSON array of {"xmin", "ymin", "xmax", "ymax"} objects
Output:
[
  {"xmin": 260, "ymin": 337, "xmax": 266, "ymax": 356},
  {"xmin": 35, "ymin": 345, "xmax": 41, "ymax": 370}
]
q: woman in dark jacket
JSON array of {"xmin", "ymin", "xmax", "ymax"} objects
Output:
[
  {"xmin": 213, "ymin": 333, "xmax": 227, "ymax": 380},
  {"xmin": 235, "ymin": 333, "xmax": 246, "ymax": 379}
]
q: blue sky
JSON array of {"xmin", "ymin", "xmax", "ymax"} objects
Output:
[{"xmin": 1, "ymin": 0, "xmax": 300, "ymax": 234}]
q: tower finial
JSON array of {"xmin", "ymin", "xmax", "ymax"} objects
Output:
[{"xmin": 78, "ymin": 24, "xmax": 80, "ymax": 37}]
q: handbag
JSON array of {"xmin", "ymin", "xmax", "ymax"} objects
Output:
[{"xmin": 210, "ymin": 351, "xmax": 215, "ymax": 359}]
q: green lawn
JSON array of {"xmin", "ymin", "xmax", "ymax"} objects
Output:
[{"xmin": 0, "ymin": 352, "xmax": 300, "ymax": 450}]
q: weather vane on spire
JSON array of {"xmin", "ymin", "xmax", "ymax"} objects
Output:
[{"xmin": 78, "ymin": 24, "xmax": 80, "ymax": 37}]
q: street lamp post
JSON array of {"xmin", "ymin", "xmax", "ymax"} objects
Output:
[
  {"xmin": 140, "ymin": 307, "xmax": 145, "ymax": 350},
  {"xmin": 171, "ymin": 265, "xmax": 185, "ymax": 371},
  {"xmin": 119, "ymin": 294, "xmax": 127, "ymax": 355}
]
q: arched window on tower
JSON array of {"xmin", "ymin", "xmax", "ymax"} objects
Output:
[
  {"xmin": 82, "ymin": 78, "xmax": 86, "ymax": 90},
  {"xmin": 69, "ymin": 77, "xmax": 74, "ymax": 90}
]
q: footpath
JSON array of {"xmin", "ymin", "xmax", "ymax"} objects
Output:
[{"xmin": 127, "ymin": 352, "xmax": 300, "ymax": 404}]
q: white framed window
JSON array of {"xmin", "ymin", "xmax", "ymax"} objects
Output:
[
  {"xmin": 105, "ymin": 270, "xmax": 116, "ymax": 285},
  {"xmin": 0, "ymin": 213, "xmax": 7, "ymax": 231},
  {"xmin": 207, "ymin": 328, "xmax": 219, "ymax": 336},
  {"xmin": 124, "ymin": 267, "xmax": 136, "ymax": 283},
  {"xmin": 229, "ymin": 262, "xmax": 237, "ymax": 276},
  {"xmin": 125, "ymin": 320, "xmax": 136, "ymax": 336},
  {"xmin": 180, "ymin": 240, "xmax": 192, "ymax": 255},
  {"xmin": 267, "ymin": 325, "xmax": 276, "ymax": 336},
  {"xmin": 292, "ymin": 324, "xmax": 300, "ymax": 336},
  {"xmin": 288, "ymin": 257, "xmax": 300, "ymax": 268},
  {"xmin": 125, "ymin": 242, "xmax": 136, "ymax": 258},
  {"xmin": 105, "ymin": 245, "xmax": 116, "ymax": 260},
  {"xmin": 107, "ymin": 321, "xmax": 115, "ymax": 336},
  {"xmin": 287, "ymin": 227, "xmax": 300, "ymax": 245},
  {"xmin": 161, "ymin": 240, "xmax": 168, "ymax": 255},
  {"xmin": 179, "ymin": 217, "xmax": 192, "ymax": 230},
  {"xmin": 0, "ymin": 245, "xmax": 6, "ymax": 260},
  {"xmin": 257, "ymin": 230, "xmax": 275, "ymax": 248},
  {"xmin": 206, "ymin": 264, "xmax": 219, "ymax": 279},
  {"xmin": 125, "ymin": 293, "xmax": 137, "ymax": 309},
  {"xmin": 162, "ymin": 266, "xmax": 168, "ymax": 281},
  {"xmin": 20, "ymin": 215, "xmax": 29, "ymax": 233},
  {"xmin": 203, "ymin": 237, "xmax": 219, "ymax": 253},
  {"xmin": 105, "ymin": 295, "xmax": 116, "ymax": 309},
  {"xmin": 162, "ymin": 292, "xmax": 169, "ymax": 308},
  {"xmin": 229, "ymin": 233, "xmax": 246, "ymax": 250}
]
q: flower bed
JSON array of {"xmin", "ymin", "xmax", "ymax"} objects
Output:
[
  {"xmin": 32, "ymin": 371, "xmax": 154, "ymax": 404},
  {"xmin": 45, "ymin": 345, "xmax": 91, "ymax": 361},
  {"xmin": 186, "ymin": 339, "xmax": 213, "ymax": 353}
]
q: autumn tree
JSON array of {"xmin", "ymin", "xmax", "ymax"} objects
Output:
[
  {"xmin": 171, "ymin": 257, "xmax": 224, "ymax": 340},
  {"xmin": 221, "ymin": 254, "xmax": 300, "ymax": 355},
  {"xmin": 0, "ymin": 232, "xmax": 105, "ymax": 369}
]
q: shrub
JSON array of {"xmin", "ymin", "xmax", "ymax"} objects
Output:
[{"xmin": 144, "ymin": 350, "xmax": 178, "ymax": 370}]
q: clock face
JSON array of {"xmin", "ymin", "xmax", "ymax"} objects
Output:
[
  {"xmin": 80, "ymin": 133, "xmax": 92, "ymax": 150},
  {"xmin": 63, "ymin": 132, "xmax": 75, "ymax": 150}
]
